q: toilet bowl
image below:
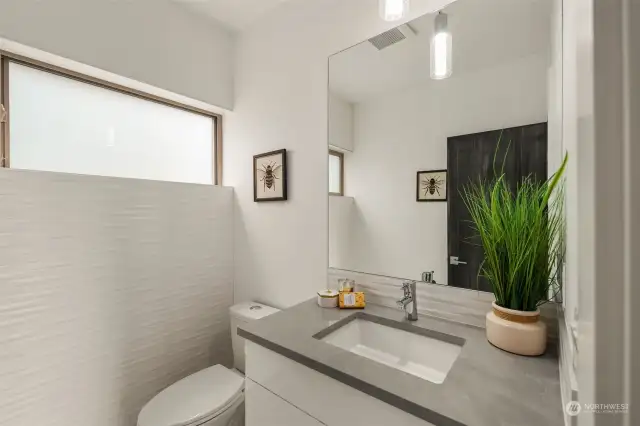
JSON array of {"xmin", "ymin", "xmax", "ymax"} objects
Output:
[{"xmin": 137, "ymin": 302, "xmax": 280, "ymax": 426}]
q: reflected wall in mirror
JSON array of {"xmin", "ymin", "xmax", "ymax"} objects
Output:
[{"xmin": 328, "ymin": 0, "xmax": 561, "ymax": 291}]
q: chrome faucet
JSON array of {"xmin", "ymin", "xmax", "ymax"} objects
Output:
[{"xmin": 397, "ymin": 280, "xmax": 418, "ymax": 321}]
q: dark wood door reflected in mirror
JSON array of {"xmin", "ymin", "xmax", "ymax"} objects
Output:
[{"xmin": 447, "ymin": 123, "xmax": 548, "ymax": 292}]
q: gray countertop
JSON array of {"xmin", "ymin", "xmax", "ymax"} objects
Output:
[{"xmin": 238, "ymin": 299, "xmax": 563, "ymax": 426}]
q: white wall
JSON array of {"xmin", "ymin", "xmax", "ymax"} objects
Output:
[
  {"xmin": 0, "ymin": 169, "xmax": 234, "ymax": 426},
  {"xmin": 564, "ymin": 1, "xmax": 596, "ymax": 424},
  {"xmin": 563, "ymin": 0, "xmax": 639, "ymax": 424},
  {"xmin": 330, "ymin": 53, "xmax": 547, "ymax": 284},
  {"xmin": 547, "ymin": 0, "xmax": 564, "ymax": 178},
  {"xmin": 328, "ymin": 93, "xmax": 354, "ymax": 151},
  {"xmin": 225, "ymin": 0, "xmax": 455, "ymax": 308},
  {"xmin": 0, "ymin": 0, "xmax": 235, "ymax": 109},
  {"xmin": 556, "ymin": 0, "xmax": 580, "ymax": 421},
  {"xmin": 576, "ymin": 0, "xmax": 639, "ymax": 423},
  {"xmin": 328, "ymin": 196, "xmax": 354, "ymax": 269},
  {"xmin": 548, "ymin": 0, "xmax": 579, "ymax": 422},
  {"xmin": 627, "ymin": 1, "xmax": 640, "ymax": 421}
]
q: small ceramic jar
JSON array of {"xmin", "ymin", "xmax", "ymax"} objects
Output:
[{"xmin": 317, "ymin": 289, "xmax": 339, "ymax": 308}]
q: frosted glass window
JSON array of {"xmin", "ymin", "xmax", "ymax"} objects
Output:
[
  {"xmin": 329, "ymin": 151, "xmax": 343, "ymax": 195},
  {"xmin": 9, "ymin": 62, "xmax": 215, "ymax": 184}
]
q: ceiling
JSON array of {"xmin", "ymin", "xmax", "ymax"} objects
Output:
[
  {"xmin": 171, "ymin": 0, "xmax": 293, "ymax": 31},
  {"xmin": 330, "ymin": 0, "xmax": 553, "ymax": 103}
]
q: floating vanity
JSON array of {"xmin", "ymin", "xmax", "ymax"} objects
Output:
[{"xmin": 239, "ymin": 299, "xmax": 562, "ymax": 426}]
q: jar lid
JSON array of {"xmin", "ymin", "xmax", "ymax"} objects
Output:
[{"xmin": 317, "ymin": 289, "xmax": 339, "ymax": 298}]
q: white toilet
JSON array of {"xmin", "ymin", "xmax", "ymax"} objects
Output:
[{"xmin": 137, "ymin": 302, "xmax": 280, "ymax": 426}]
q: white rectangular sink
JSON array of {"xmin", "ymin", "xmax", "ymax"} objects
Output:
[{"xmin": 320, "ymin": 317, "xmax": 463, "ymax": 384}]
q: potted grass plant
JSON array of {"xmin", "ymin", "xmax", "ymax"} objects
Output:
[{"xmin": 462, "ymin": 146, "xmax": 568, "ymax": 356}]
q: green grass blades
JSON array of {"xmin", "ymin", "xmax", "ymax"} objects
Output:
[{"xmin": 462, "ymin": 152, "xmax": 568, "ymax": 312}]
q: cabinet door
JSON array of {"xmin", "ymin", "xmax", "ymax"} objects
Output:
[{"xmin": 246, "ymin": 379, "xmax": 325, "ymax": 426}]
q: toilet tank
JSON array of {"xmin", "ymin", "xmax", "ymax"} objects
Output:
[{"xmin": 229, "ymin": 302, "xmax": 280, "ymax": 373}]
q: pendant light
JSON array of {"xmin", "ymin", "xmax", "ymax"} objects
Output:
[
  {"xmin": 379, "ymin": 0, "xmax": 409, "ymax": 22},
  {"xmin": 430, "ymin": 12, "xmax": 452, "ymax": 79}
]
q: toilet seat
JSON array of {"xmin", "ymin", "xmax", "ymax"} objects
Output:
[
  {"xmin": 181, "ymin": 391, "xmax": 244, "ymax": 426},
  {"xmin": 138, "ymin": 365, "xmax": 245, "ymax": 426}
]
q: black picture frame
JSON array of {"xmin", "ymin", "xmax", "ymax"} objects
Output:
[
  {"xmin": 416, "ymin": 169, "xmax": 447, "ymax": 202},
  {"xmin": 254, "ymin": 149, "xmax": 288, "ymax": 202}
]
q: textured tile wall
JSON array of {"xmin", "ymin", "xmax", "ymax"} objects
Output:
[{"xmin": 0, "ymin": 169, "xmax": 234, "ymax": 426}]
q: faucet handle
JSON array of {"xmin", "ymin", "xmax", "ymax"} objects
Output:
[
  {"xmin": 401, "ymin": 280, "xmax": 416, "ymax": 297},
  {"xmin": 402, "ymin": 280, "xmax": 416, "ymax": 288}
]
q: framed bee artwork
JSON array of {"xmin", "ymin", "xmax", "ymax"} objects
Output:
[
  {"xmin": 254, "ymin": 149, "xmax": 288, "ymax": 202},
  {"xmin": 416, "ymin": 170, "xmax": 447, "ymax": 202}
]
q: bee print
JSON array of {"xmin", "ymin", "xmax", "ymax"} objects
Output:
[
  {"xmin": 257, "ymin": 161, "xmax": 282, "ymax": 191},
  {"xmin": 422, "ymin": 175, "xmax": 445, "ymax": 196}
]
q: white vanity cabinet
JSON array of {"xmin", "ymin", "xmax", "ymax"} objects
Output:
[
  {"xmin": 245, "ymin": 379, "xmax": 324, "ymax": 426},
  {"xmin": 245, "ymin": 341, "xmax": 434, "ymax": 426}
]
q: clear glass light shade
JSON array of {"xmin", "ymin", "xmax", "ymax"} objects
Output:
[
  {"xmin": 430, "ymin": 13, "xmax": 452, "ymax": 79},
  {"xmin": 379, "ymin": 0, "xmax": 409, "ymax": 22}
]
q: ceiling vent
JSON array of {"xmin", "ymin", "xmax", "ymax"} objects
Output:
[{"xmin": 368, "ymin": 24, "xmax": 416, "ymax": 51}]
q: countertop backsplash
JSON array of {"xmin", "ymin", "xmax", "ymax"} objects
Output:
[{"xmin": 328, "ymin": 268, "xmax": 558, "ymax": 341}]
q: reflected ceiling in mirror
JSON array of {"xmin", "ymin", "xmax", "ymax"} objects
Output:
[{"xmin": 327, "ymin": 0, "xmax": 555, "ymax": 290}]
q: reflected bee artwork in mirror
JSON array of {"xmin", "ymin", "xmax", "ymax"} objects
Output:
[
  {"xmin": 417, "ymin": 170, "xmax": 447, "ymax": 202},
  {"xmin": 423, "ymin": 175, "xmax": 444, "ymax": 196},
  {"xmin": 254, "ymin": 149, "xmax": 288, "ymax": 202}
]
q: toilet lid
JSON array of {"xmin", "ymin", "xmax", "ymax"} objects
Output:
[{"xmin": 138, "ymin": 365, "xmax": 244, "ymax": 426}]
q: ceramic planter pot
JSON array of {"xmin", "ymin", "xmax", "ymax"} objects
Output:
[{"xmin": 486, "ymin": 302, "xmax": 547, "ymax": 356}]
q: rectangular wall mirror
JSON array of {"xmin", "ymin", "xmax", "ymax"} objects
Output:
[{"xmin": 328, "ymin": 0, "xmax": 560, "ymax": 291}]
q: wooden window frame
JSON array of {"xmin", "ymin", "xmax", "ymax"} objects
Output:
[
  {"xmin": 0, "ymin": 51, "xmax": 223, "ymax": 185},
  {"xmin": 329, "ymin": 149, "xmax": 344, "ymax": 196}
]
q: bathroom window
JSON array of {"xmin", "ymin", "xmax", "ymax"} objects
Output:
[
  {"xmin": 0, "ymin": 55, "xmax": 222, "ymax": 185},
  {"xmin": 329, "ymin": 150, "xmax": 344, "ymax": 196}
]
